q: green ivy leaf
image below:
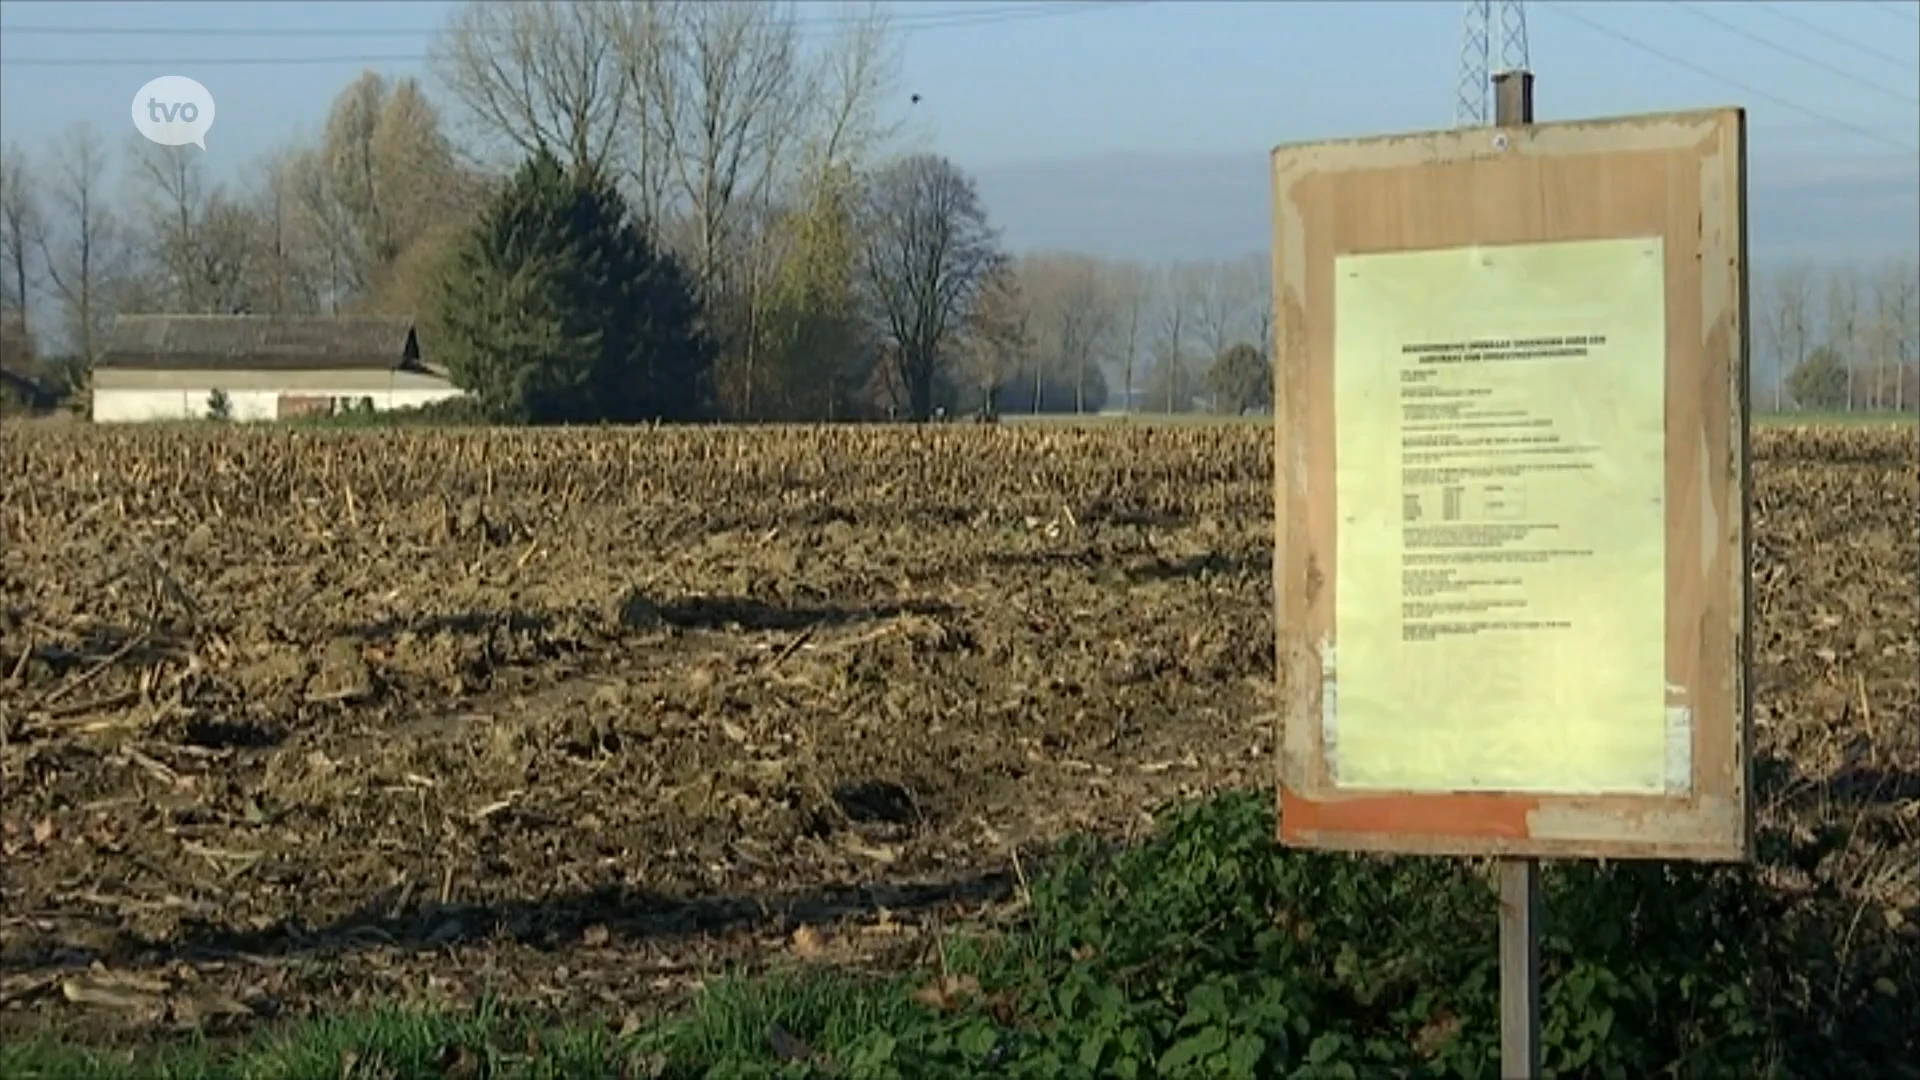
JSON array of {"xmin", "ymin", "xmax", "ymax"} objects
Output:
[
  {"xmin": 957, "ymin": 1022, "xmax": 998, "ymax": 1059},
  {"xmin": 1307, "ymin": 1032, "xmax": 1344, "ymax": 1064},
  {"xmin": 1158, "ymin": 1025, "xmax": 1229, "ymax": 1073},
  {"xmin": 1225, "ymin": 1033, "xmax": 1267, "ymax": 1077}
]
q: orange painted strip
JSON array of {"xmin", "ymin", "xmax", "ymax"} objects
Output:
[{"xmin": 1280, "ymin": 788, "xmax": 1537, "ymax": 840}]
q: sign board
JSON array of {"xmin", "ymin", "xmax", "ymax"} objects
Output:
[{"xmin": 1271, "ymin": 108, "xmax": 1752, "ymax": 862}]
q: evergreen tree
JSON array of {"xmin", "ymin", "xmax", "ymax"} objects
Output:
[
  {"xmin": 1785, "ymin": 345, "xmax": 1848, "ymax": 411},
  {"xmin": 434, "ymin": 149, "xmax": 712, "ymax": 424},
  {"xmin": 1206, "ymin": 342, "xmax": 1272, "ymax": 415}
]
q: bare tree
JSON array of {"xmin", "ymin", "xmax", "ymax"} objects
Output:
[
  {"xmin": 795, "ymin": 2, "xmax": 903, "ymax": 185},
  {"xmin": 1150, "ymin": 262, "xmax": 1206, "ymax": 413},
  {"xmin": 432, "ymin": 0, "xmax": 629, "ymax": 177},
  {"xmin": 601, "ymin": 0, "xmax": 676, "ymax": 231},
  {"xmin": 961, "ymin": 260, "xmax": 1029, "ymax": 415},
  {"xmin": 1192, "ymin": 256, "xmax": 1260, "ymax": 365},
  {"xmin": 288, "ymin": 147, "xmax": 357, "ymax": 313},
  {"xmin": 858, "ymin": 153, "xmax": 1003, "ymax": 421},
  {"xmin": 608, "ymin": 0, "xmax": 896, "ymax": 256},
  {"xmin": 651, "ymin": 1, "xmax": 806, "ymax": 302},
  {"xmin": 1019, "ymin": 253, "xmax": 1109, "ymax": 413},
  {"xmin": 1761, "ymin": 260, "xmax": 1815, "ymax": 412},
  {"xmin": 1227, "ymin": 252, "xmax": 1272, "ymax": 359},
  {"xmin": 1103, "ymin": 259, "xmax": 1149, "ymax": 413},
  {"xmin": 1062, "ymin": 260, "xmax": 1111, "ymax": 414},
  {"xmin": 37, "ymin": 123, "xmax": 124, "ymax": 380},
  {"xmin": 0, "ymin": 142, "xmax": 40, "ymax": 328},
  {"xmin": 252, "ymin": 146, "xmax": 325, "ymax": 314},
  {"xmin": 1871, "ymin": 258, "xmax": 1918, "ymax": 414},
  {"xmin": 1825, "ymin": 266, "xmax": 1861, "ymax": 411},
  {"xmin": 128, "ymin": 140, "xmax": 213, "ymax": 311},
  {"xmin": 609, "ymin": 2, "xmax": 809, "ymax": 418},
  {"xmin": 203, "ymin": 195, "xmax": 269, "ymax": 313}
]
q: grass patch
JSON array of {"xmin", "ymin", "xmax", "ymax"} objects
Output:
[
  {"xmin": 9, "ymin": 791, "xmax": 1914, "ymax": 1078},
  {"xmin": 0, "ymin": 1002, "xmax": 625, "ymax": 1079}
]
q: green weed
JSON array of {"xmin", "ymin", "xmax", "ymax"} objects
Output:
[{"xmin": 8, "ymin": 790, "xmax": 1914, "ymax": 1079}]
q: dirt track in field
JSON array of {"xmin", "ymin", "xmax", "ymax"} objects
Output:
[{"xmin": 0, "ymin": 423, "xmax": 1914, "ymax": 1041}]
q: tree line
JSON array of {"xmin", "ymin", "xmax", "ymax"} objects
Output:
[
  {"xmin": 7, "ymin": 2, "xmax": 1903, "ymax": 424},
  {"xmin": 0, "ymin": 1, "xmax": 1274, "ymax": 424},
  {"xmin": 1756, "ymin": 261, "xmax": 1919, "ymax": 415}
]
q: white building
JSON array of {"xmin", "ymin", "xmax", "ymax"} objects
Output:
[{"xmin": 92, "ymin": 314, "xmax": 465, "ymax": 423}]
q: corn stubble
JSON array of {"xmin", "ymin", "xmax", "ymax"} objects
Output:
[{"xmin": 0, "ymin": 421, "xmax": 1911, "ymax": 1040}]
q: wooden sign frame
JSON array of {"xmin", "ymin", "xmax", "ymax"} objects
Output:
[{"xmin": 1271, "ymin": 108, "xmax": 1752, "ymax": 862}]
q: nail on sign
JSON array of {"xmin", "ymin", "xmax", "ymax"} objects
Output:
[{"xmin": 131, "ymin": 76, "xmax": 216, "ymax": 150}]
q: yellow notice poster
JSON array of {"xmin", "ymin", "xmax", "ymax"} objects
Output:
[{"xmin": 1331, "ymin": 237, "xmax": 1670, "ymax": 794}]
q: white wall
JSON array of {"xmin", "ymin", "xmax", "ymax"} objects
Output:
[
  {"xmin": 92, "ymin": 384, "xmax": 466, "ymax": 423},
  {"xmin": 94, "ymin": 389, "xmax": 275, "ymax": 423},
  {"xmin": 93, "ymin": 368, "xmax": 458, "ymax": 393}
]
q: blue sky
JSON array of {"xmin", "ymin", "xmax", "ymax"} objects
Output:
[{"xmin": 1, "ymin": 0, "xmax": 1916, "ymax": 263}]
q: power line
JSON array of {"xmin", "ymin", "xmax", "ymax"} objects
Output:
[
  {"xmin": 1751, "ymin": 3, "xmax": 1918, "ymax": 73},
  {"xmin": 1871, "ymin": 2, "xmax": 1919, "ymax": 25},
  {"xmin": 0, "ymin": 1, "xmax": 1149, "ymax": 66},
  {"xmin": 2, "ymin": 53, "xmax": 429, "ymax": 68},
  {"xmin": 1538, "ymin": 2, "xmax": 1917, "ymax": 153},
  {"xmin": 4, "ymin": 24, "xmax": 430, "ymax": 37},
  {"xmin": 0, "ymin": 2, "xmax": 1112, "ymax": 38},
  {"xmin": 1672, "ymin": 1, "xmax": 1919, "ymax": 107}
]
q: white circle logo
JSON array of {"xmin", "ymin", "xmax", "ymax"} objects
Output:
[{"xmin": 131, "ymin": 76, "xmax": 216, "ymax": 150}]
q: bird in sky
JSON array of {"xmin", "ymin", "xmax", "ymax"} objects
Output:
[{"xmin": 910, "ymin": 93, "xmax": 922, "ymax": 105}]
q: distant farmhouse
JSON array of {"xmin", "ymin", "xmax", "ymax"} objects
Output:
[{"xmin": 92, "ymin": 314, "xmax": 465, "ymax": 423}]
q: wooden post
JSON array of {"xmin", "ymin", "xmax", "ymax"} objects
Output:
[
  {"xmin": 1498, "ymin": 856, "xmax": 1541, "ymax": 1077},
  {"xmin": 1491, "ymin": 70, "xmax": 1542, "ymax": 1080}
]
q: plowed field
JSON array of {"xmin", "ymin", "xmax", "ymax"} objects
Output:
[{"xmin": 1, "ymin": 423, "xmax": 1914, "ymax": 1041}]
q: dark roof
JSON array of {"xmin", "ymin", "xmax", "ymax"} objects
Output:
[{"xmin": 99, "ymin": 314, "xmax": 422, "ymax": 372}]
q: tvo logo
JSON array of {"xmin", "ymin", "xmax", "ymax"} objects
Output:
[{"xmin": 130, "ymin": 76, "xmax": 216, "ymax": 150}]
